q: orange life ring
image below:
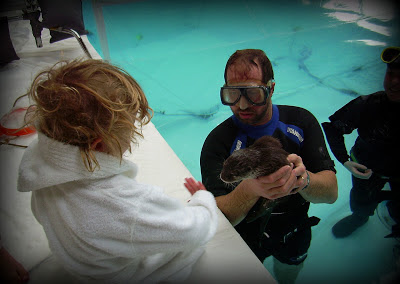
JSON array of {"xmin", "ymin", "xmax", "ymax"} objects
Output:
[{"xmin": 0, "ymin": 108, "xmax": 36, "ymax": 136}]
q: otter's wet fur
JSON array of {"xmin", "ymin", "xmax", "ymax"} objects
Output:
[{"xmin": 220, "ymin": 136, "xmax": 290, "ymax": 223}]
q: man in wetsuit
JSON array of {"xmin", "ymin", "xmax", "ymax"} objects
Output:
[
  {"xmin": 322, "ymin": 47, "xmax": 400, "ymax": 239},
  {"xmin": 200, "ymin": 49, "xmax": 338, "ymax": 283}
]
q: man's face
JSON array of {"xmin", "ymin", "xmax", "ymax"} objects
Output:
[
  {"xmin": 225, "ymin": 64, "xmax": 273, "ymax": 126},
  {"xmin": 384, "ymin": 65, "xmax": 400, "ymax": 102}
]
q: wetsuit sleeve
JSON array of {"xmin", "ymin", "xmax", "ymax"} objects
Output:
[
  {"xmin": 200, "ymin": 121, "xmax": 237, "ymax": 197},
  {"xmin": 321, "ymin": 96, "xmax": 365, "ymax": 164},
  {"xmin": 321, "ymin": 122, "xmax": 349, "ymax": 164},
  {"xmin": 299, "ymin": 109, "xmax": 336, "ymax": 173}
]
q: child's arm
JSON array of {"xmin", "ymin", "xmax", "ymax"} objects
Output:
[{"xmin": 128, "ymin": 180, "xmax": 218, "ymax": 255}]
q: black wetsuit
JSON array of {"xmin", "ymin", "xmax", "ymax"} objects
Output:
[
  {"xmin": 322, "ymin": 92, "xmax": 400, "ymax": 221},
  {"xmin": 201, "ymin": 104, "xmax": 335, "ymax": 265}
]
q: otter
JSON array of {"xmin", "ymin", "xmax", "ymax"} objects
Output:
[{"xmin": 220, "ymin": 135, "xmax": 291, "ymax": 223}]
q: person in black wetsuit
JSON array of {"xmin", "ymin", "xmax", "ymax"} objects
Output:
[
  {"xmin": 198, "ymin": 49, "xmax": 338, "ymax": 284},
  {"xmin": 322, "ymin": 47, "xmax": 400, "ymax": 239}
]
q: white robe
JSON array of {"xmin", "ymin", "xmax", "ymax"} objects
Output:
[{"xmin": 18, "ymin": 133, "xmax": 218, "ymax": 283}]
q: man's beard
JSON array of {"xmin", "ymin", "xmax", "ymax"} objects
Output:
[{"xmin": 232, "ymin": 101, "xmax": 269, "ymax": 126}]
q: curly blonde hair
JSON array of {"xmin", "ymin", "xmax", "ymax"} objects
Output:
[{"xmin": 26, "ymin": 59, "xmax": 153, "ymax": 172}]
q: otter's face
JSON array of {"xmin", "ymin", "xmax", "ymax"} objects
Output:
[{"xmin": 220, "ymin": 148, "xmax": 259, "ymax": 183}]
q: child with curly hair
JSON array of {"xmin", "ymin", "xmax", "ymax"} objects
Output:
[{"xmin": 17, "ymin": 59, "xmax": 218, "ymax": 283}]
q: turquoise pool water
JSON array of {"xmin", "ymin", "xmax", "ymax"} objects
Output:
[{"xmin": 82, "ymin": 0, "xmax": 399, "ymax": 282}]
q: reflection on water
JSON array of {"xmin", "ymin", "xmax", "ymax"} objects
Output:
[
  {"xmin": 323, "ymin": 0, "xmax": 395, "ymax": 37},
  {"xmin": 83, "ymin": 0, "xmax": 399, "ymax": 282}
]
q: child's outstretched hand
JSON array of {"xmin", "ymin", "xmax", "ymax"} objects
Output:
[{"xmin": 184, "ymin": 177, "xmax": 207, "ymax": 195}]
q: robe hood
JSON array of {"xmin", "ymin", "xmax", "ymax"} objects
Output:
[{"xmin": 18, "ymin": 132, "xmax": 138, "ymax": 192}]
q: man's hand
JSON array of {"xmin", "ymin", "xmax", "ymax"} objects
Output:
[
  {"xmin": 248, "ymin": 163, "xmax": 295, "ymax": 200},
  {"xmin": 288, "ymin": 153, "xmax": 310, "ymax": 193},
  {"xmin": 344, "ymin": 161, "xmax": 372, "ymax": 179},
  {"xmin": 250, "ymin": 154, "xmax": 310, "ymax": 199}
]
